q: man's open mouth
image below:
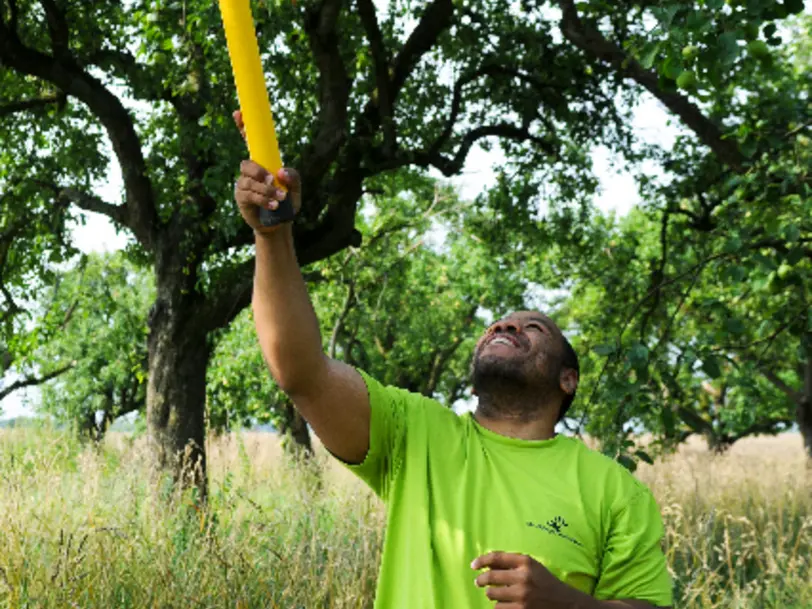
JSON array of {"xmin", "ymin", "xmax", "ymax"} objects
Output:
[{"xmin": 487, "ymin": 335, "xmax": 522, "ymax": 349}]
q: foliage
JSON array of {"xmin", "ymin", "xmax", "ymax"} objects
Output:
[
  {"xmin": 470, "ymin": 8, "xmax": 811, "ymax": 463},
  {"xmin": 0, "ymin": 0, "xmax": 638, "ymax": 481},
  {"xmin": 32, "ymin": 252, "xmax": 153, "ymax": 439},
  {"xmin": 1, "ymin": 0, "xmax": 809, "ymax": 477}
]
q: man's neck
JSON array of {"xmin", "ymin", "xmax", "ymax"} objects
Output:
[{"xmin": 473, "ymin": 393, "xmax": 558, "ymax": 441}]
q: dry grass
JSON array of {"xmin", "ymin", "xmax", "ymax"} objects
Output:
[{"xmin": 0, "ymin": 427, "xmax": 809, "ymax": 608}]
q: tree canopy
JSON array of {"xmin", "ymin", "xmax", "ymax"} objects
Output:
[{"xmin": 1, "ymin": 0, "xmax": 809, "ymax": 487}]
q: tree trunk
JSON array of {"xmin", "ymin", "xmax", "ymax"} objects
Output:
[
  {"xmin": 800, "ymin": 401, "xmax": 812, "ymax": 459},
  {"xmin": 705, "ymin": 432, "xmax": 733, "ymax": 455},
  {"xmin": 801, "ymin": 347, "xmax": 812, "ymax": 466},
  {"xmin": 146, "ymin": 297, "xmax": 210, "ymax": 497},
  {"xmin": 278, "ymin": 398, "xmax": 313, "ymax": 458},
  {"xmin": 78, "ymin": 410, "xmax": 98, "ymax": 442}
]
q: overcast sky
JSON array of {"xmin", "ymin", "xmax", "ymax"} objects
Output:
[{"xmin": 1, "ymin": 94, "xmax": 678, "ymax": 420}]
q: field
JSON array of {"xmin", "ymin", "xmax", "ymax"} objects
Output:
[{"xmin": 0, "ymin": 427, "xmax": 809, "ymax": 608}]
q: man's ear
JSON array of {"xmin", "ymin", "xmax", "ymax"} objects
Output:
[{"xmin": 560, "ymin": 368, "xmax": 578, "ymax": 396}]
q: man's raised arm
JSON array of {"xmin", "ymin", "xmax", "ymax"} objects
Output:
[{"xmin": 233, "ymin": 114, "xmax": 371, "ymax": 464}]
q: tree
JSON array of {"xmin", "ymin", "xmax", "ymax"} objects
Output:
[
  {"xmin": 0, "ymin": 114, "xmax": 78, "ymax": 403},
  {"xmin": 2, "ymin": 0, "xmax": 630, "ymax": 490},
  {"xmin": 461, "ymin": 5, "xmax": 809, "ymax": 462},
  {"xmin": 552, "ymin": 208, "xmax": 803, "ymax": 459},
  {"xmin": 33, "ymin": 252, "xmax": 152, "ymax": 441}
]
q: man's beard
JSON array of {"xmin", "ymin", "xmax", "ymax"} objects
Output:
[{"xmin": 471, "ymin": 353, "xmax": 560, "ymax": 420}]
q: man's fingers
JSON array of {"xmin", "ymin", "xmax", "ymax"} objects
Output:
[
  {"xmin": 236, "ymin": 176, "xmax": 285, "ymax": 200},
  {"xmin": 472, "ymin": 552, "xmax": 528, "ymax": 571},
  {"xmin": 236, "ymin": 189, "xmax": 279, "ymax": 211},
  {"xmin": 475, "ymin": 568, "xmax": 522, "ymax": 588},
  {"xmin": 276, "ymin": 167, "xmax": 301, "ymax": 193},
  {"xmin": 483, "ymin": 583, "xmax": 524, "ymax": 603},
  {"xmin": 233, "ymin": 110, "xmax": 246, "ymax": 140},
  {"xmin": 240, "ymin": 160, "xmax": 270, "ymax": 183}
]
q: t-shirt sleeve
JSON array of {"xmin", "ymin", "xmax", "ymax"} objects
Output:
[
  {"xmin": 342, "ymin": 369, "xmax": 413, "ymax": 500},
  {"xmin": 593, "ymin": 486, "xmax": 673, "ymax": 607}
]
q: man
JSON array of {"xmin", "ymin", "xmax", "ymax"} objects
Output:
[{"xmin": 233, "ymin": 112, "xmax": 673, "ymax": 609}]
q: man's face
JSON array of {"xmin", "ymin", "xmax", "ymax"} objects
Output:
[{"xmin": 471, "ymin": 311, "xmax": 565, "ymax": 400}]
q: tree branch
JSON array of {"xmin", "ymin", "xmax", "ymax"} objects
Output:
[
  {"xmin": 87, "ymin": 49, "xmax": 171, "ymax": 101},
  {"xmin": 0, "ymin": 93, "xmax": 67, "ymax": 117},
  {"xmin": 0, "ymin": 217, "xmax": 25, "ymax": 249},
  {"xmin": 357, "ymin": 0, "xmax": 395, "ymax": 155},
  {"xmin": 7, "ymin": 0, "xmax": 21, "ymax": 34},
  {"xmin": 39, "ymin": 0, "xmax": 69, "ymax": 55},
  {"xmin": 329, "ymin": 280, "xmax": 355, "ymax": 359},
  {"xmin": 61, "ymin": 186, "xmax": 128, "ymax": 225},
  {"xmin": 380, "ymin": 122, "xmax": 557, "ymax": 176},
  {"xmin": 301, "ymin": 0, "xmax": 351, "ymax": 187},
  {"xmin": 0, "ymin": 363, "xmax": 73, "ymax": 402},
  {"xmin": 0, "ymin": 281, "xmax": 22, "ymax": 324},
  {"xmin": 33, "ymin": 181, "xmax": 128, "ymax": 227},
  {"xmin": 556, "ymin": 0, "xmax": 746, "ymax": 172},
  {"xmin": 390, "ymin": 0, "xmax": 454, "ymax": 100},
  {"xmin": 758, "ymin": 367, "xmax": 802, "ymax": 403},
  {"xmin": 427, "ymin": 66, "xmax": 489, "ymax": 157},
  {"xmin": 0, "ymin": 26, "xmax": 159, "ymax": 248},
  {"xmin": 351, "ymin": 0, "xmax": 455, "ymax": 163},
  {"xmin": 196, "ymin": 256, "xmax": 327, "ymax": 335},
  {"xmin": 639, "ymin": 208, "xmax": 670, "ymax": 340}
]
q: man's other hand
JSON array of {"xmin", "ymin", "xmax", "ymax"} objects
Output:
[
  {"xmin": 473, "ymin": 551, "xmax": 569, "ymax": 608},
  {"xmin": 472, "ymin": 551, "xmax": 664, "ymax": 609}
]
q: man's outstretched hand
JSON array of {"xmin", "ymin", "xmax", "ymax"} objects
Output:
[{"xmin": 232, "ymin": 110, "xmax": 302, "ymax": 234}]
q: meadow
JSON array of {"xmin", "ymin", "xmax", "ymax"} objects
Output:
[{"xmin": 0, "ymin": 427, "xmax": 809, "ymax": 608}]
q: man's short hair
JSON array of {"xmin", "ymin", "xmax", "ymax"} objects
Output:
[{"xmin": 557, "ymin": 337, "xmax": 579, "ymax": 422}]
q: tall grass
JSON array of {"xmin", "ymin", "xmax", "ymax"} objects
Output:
[{"xmin": 0, "ymin": 427, "xmax": 809, "ymax": 608}]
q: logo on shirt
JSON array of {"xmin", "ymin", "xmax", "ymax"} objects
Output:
[{"xmin": 526, "ymin": 516, "xmax": 583, "ymax": 547}]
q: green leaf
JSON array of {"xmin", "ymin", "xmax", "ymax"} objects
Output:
[
  {"xmin": 741, "ymin": 139, "xmax": 758, "ymax": 158},
  {"xmin": 617, "ymin": 455, "xmax": 638, "ymax": 472},
  {"xmin": 784, "ymin": 0, "xmax": 804, "ymax": 14},
  {"xmin": 725, "ymin": 318, "xmax": 746, "ymax": 334},
  {"xmin": 783, "ymin": 223, "xmax": 800, "ymax": 242},
  {"xmin": 662, "ymin": 407, "xmax": 676, "ymax": 437},
  {"xmin": 702, "ymin": 355, "xmax": 723, "ymax": 379},
  {"xmin": 662, "ymin": 57, "xmax": 683, "ymax": 80},
  {"xmin": 634, "ymin": 450, "xmax": 654, "ymax": 465},
  {"xmin": 593, "ymin": 343, "xmax": 617, "ymax": 356},
  {"xmin": 716, "ymin": 32, "xmax": 740, "ymax": 65},
  {"xmin": 725, "ymin": 265, "xmax": 747, "ymax": 282},
  {"xmin": 628, "ymin": 343, "xmax": 650, "ymax": 367},
  {"xmin": 639, "ymin": 42, "xmax": 661, "ymax": 70},
  {"xmin": 786, "ymin": 248, "xmax": 804, "ymax": 265}
]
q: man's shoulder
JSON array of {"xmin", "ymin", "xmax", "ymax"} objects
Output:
[
  {"xmin": 357, "ymin": 368, "xmax": 459, "ymax": 419},
  {"xmin": 559, "ymin": 436, "xmax": 653, "ymax": 500}
]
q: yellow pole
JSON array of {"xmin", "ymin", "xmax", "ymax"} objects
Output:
[{"xmin": 218, "ymin": 0, "xmax": 283, "ymax": 180}]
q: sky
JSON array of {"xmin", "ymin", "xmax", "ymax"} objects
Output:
[{"xmin": 0, "ymin": 90, "xmax": 679, "ymax": 420}]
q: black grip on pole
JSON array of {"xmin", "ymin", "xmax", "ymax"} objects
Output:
[{"xmin": 258, "ymin": 192, "xmax": 295, "ymax": 227}]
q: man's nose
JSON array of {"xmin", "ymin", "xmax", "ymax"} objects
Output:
[{"xmin": 491, "ymin": 320, "xmax": 520, "ymax": 335}]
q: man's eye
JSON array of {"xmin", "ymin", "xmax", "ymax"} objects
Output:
[{"xmin": 527, "ymin": 323, "xmax": 544, "ymax": 332}]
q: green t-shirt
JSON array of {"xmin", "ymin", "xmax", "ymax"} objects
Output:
[{"xmin": 345, "ymin": 371, "xmax": 673, "ymax": 608}]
